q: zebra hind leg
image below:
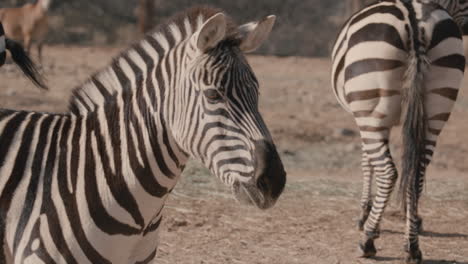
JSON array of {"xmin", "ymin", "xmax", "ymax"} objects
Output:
[
  {"xmin": 358, "ymin": 200, "xmax": 372, "ymax": 231},
  {"xmin": 358, "ymin": 150, "xmax": 373, "ymax": 231},
  {"xmin": 404, "ymin": 145, "xmax": 432, "ymax": 264},
  {"xmin": 358, "ymin": 138, "xmax": 398, "ymax": 258},
  {"xmin": 404, "ymin": 191, "xmax": 423, "ymax": 264},
  {"xmin": 415, "ymin": 165, "xmax": 426, "ymax": 234}
]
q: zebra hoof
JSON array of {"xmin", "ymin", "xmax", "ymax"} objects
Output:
[
  {"xmin": 405, "ymin": 249, "xmax": 422, "ymax": 264},
  {"xmin": 358, "ymin": 240, "xmax": 377, "ymax": 258}
]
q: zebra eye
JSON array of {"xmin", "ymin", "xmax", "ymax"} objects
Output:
[{"xmin": 204, "ymin": 89, "xmax": 223, "ymax": 103}]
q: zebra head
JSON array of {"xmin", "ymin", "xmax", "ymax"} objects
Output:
[
  {"xmin": 0, "ymin": 23, "xmax": 6, "ymax": 66},
  {"xmin": 170, "ymin": 13, "xmax": 286, "ymax": 209}
]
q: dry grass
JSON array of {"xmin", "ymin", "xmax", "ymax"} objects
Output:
[{"xmin": 0, "ymin": 46, "xmax": 467, "ymax": 263}]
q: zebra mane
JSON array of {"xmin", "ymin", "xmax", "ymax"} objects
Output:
[{"xmin": 68, "ymin": 6, "xmax": 241, "ymax": 115}]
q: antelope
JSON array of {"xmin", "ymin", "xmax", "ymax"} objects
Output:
[{"xmin": 0, "ymin": 0, "xmax": 51, "ymax": 62}]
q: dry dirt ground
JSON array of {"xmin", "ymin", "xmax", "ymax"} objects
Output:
[{"xmin": 0, "ymin": 46, "xmax": 467, "ymax": 264}]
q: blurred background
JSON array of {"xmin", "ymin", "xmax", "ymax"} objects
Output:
[
  {"xmin": 1, "ymin": 0, "xmax": 375, "ymax": 56},
  {"xmin": 0, "ymin": 1, "xmax": 467, "ymax": 263}
]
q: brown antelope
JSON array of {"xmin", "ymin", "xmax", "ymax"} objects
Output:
[
  {"xmin": 135, "ymin": 0, "xmax": 155, "ymax": 34},
  {"xmin": 0, "ymin": 0, "xmax": 51, "ymax": 62},
  {"xmin": 0, "ymin": 21, "xmax": 47, "ymax": 90}
]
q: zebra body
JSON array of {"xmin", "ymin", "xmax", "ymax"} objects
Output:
[
  {"xmin": 0, "ymin": 112, "xmax": 174, "ymax": 264},
  {"xmin": 0, "ymin": 7, "xmax": 286, "ymax": 264},
  {"xmin": 332, "ymin": 0, "xmax": 466, "ymax": 263}
]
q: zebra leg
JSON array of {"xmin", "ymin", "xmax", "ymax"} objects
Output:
[
  {"xmin": 358, "ymin": 135, "xmax": 398, "ymax": 258},
  {"xmin": 358, "ymin": 150, "xmax": 373, "ymax": 231},
  {"xmin": 412, "ymin": 155, "xmax": 427, "ymax": 235},
  {"xmin": 404, "ymin": 185, "xmax": 423, "ymax": 264},
  {"xmin": 404, "ymin": 137, "xmax": 436, "ymax": 263},
  {"xmin": 415, "ymin": 173, "xmax": 425, "ymax": 233}
]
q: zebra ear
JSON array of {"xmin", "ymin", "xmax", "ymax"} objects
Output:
[
  {"xmin": 196, "ymin": 13, "xmax": 227, "ymax": 53},
  {"xmin": 239, "ymin": 15, "xmax": 276, "ymax": 53}
]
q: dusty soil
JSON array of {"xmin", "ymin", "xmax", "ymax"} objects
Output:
[{"xmin": 0, "ymin": 46, "xmax": 467, "ymax": 264}]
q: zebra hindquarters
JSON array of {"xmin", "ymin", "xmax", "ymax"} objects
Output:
[{"xmin": 343, "ymin": 44, "xmax": 407, "ymax": 257}]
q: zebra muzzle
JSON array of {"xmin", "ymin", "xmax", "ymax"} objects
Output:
[{"xmin": 232, "ymin": 140, "xmax": 286, "ymax": 209}]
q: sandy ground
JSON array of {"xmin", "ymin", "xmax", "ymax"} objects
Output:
[{"xmin": 0, "ymin": 46, "xmax": 467, "ymax": 264}]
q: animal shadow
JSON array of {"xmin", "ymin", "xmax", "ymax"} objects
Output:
[
  {"xmin": 420, "ymin": 230, "xmax": 468, "ymax": 239},
  {"xmin": 372, "ymin": 256, "xmax": 401, "ymax": 262},
  {"xmin": 424, "ymin": 260, "xmax": 468, "ymax": 264},
  {"xmin": 381, "ymin": 229, "xmax": 404, "ymax": 235}
]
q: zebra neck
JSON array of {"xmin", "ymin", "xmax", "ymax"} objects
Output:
[
  {"xmin": 73, "ymin": 102, "xmax": 188, "ymax": 225},
  {"xmin": 49, "ymin": 112, "xmax": 185, "ymax": 233},
  {"xmin": 72, "ymin": 84, "xmax": 190, "ymax": 183},
  {"xmin": 69, "ymin": 58, "xmax": 189, "ymax": 202},
  {"xmin": 68, "ymin": 30, "xmax": 194, "ymax": 211}
]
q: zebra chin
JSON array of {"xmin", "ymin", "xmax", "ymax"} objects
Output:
[
  {"xmin": 232, "ymin": 140, "xmax": 286, "ymax": 210},
  {"xmin": 232, "ymin": 181, "xmax": 276, "ymax": 209}
]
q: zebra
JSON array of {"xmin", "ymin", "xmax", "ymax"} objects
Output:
[
  {"xmin": 331, "ymin": 0, "xmax": 467, "ymax": 263},
  {"xmin": 0, "ymin": 7, "xmax": 286, "ymax": 264},
  {"xmin": 0, "ymin": 22, "xmax": 47, "ymax": 90}
]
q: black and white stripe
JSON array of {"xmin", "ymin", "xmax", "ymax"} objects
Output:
[
  {"xmin": 0, "ymin": 7, "xmax": 285, "ymax": 264},
  {"xmin": 332, "ymin": 0, "xmax": 467, "ymax": 263},
  {"xmin": 0, "ymin": 21, "xmax": 47, "ymax": 90}
]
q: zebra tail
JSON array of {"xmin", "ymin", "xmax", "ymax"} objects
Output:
[
  {"xmin": 398, "ymin": 47, "xmax": 428, "ymax": 213},
  {"xmin": 5, "ymin": 38, "xmax": 48, "ymax": 90}
]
